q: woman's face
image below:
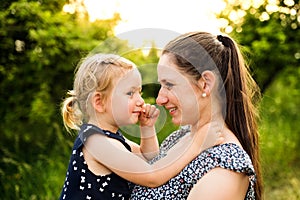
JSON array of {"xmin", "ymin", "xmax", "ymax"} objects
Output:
[{"xmin": 156, "ymin": 54, "xmax": 201, "ymax": 126}]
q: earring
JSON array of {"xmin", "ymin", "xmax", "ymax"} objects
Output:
[{"xmin": 202, "ymin": 93, "xmax": 207, "ymax": 98}]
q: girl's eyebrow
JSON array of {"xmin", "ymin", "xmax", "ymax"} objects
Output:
[{"xmin": 130, "ymin": 86, "xmax": 142, "ymax": 91}]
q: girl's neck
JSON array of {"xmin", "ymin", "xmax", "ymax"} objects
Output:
[{"xmin": 88, "ymin": 119, "xmax": 119, "ymax": 133}]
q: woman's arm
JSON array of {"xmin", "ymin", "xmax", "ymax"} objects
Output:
[{"xmin": 187, "ymin": 168, "xmax": 249, "ymax": 200}]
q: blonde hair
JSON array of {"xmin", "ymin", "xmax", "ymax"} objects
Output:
[{"xmin": 61, "ymin": 53, "xmax": 135, "ymax": 132}]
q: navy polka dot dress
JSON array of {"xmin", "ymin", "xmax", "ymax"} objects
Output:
[
  {"xmin": 130, "ymin": 126, "xmax": 256, "ymax": 200},
  {"xmin": 59, "ymin": 124, "xmax": 132, "ymax": 200}
]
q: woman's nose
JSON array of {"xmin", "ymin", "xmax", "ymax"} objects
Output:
[{"xmin": 156, "ymin": 88, "xmax": 168, "ymax": 105}]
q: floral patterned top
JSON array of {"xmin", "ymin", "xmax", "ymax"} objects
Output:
[
  {"xmin": 130, "ymin": 126, "xmax": 256, "ymax": 200},
  {"xmin": 59, "ymin": 124, "xmax": 132, "ymax": 200}
]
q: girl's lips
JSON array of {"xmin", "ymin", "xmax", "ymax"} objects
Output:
[{"xmin": 132, "ymin": 111, "xmax": 141, "ymax": 115}]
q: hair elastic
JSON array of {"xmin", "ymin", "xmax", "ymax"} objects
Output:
[{"xmin": 217, "ymin": 35, "xmax": 230, "ymax": 47}]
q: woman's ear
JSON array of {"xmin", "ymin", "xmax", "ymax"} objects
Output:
[
  {"xmin": 198, "ymin": 70, "xmax": 216, "ymax": 97},
  {"xmin": 92, "ymin": 92, "xmax": 106, "ymax": 113}
]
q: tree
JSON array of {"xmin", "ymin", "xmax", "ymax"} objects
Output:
[
  {"xmin": 217, "ymin": 0, "xmax": 300, "ymax": 92},
  {"xmin": 0, "ymin": 0, "xmax": 123, "ymax": 198}
]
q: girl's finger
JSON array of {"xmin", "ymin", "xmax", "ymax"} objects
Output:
[{"xmin": 148, "ymin": 105, "xmax": 157, "ymax": 117}]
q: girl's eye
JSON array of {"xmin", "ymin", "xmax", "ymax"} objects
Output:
[
  {"xmin": 126, "ymin": 89, "xmax": 142, "ymax": 97},
  {"xmin": 126, "ymin": 91, "xmax": 134, "ymax": 96}
]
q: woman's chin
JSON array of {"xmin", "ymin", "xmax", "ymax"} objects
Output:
[{"xmin": 171, "ymin": 118, "xmax": 182, "ymax": 126}]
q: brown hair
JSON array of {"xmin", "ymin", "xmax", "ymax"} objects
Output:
[
  {"xmin": 162, "ymin": 32, "xmax": 263, "ymax": 199},
  {"xmin": 61, "ymin": 53, "xmax": 135, "ymax": 132}
]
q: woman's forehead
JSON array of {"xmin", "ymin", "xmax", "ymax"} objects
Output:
[{"xmin": 157, "ymin": 55, "xmax": 184, "ymax": 81}]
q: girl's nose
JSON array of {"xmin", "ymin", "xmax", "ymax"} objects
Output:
[
  {"xmin": 136, "ymin": 94, "xmax": 145, "ymax": 106},
  {"xmin": 156, "ymin": 88, "xmax": 168, "ymax": 105}
]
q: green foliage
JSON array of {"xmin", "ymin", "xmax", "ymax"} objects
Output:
[
  {"xmin": 1, "ymin": 0, "xmax": 299, "ymax": 199},
  {"xmin": 259, "ymin": 67, "xmax": 300, "ymax": 199},
  {"xmin": 0, "ymin": 0, "xmax": 162, "ymax": 198},
  {"xmin": 218, "ymin": 0, "xmax": 300, "ymax": 92},
  {"xmin": 0, "ymin": 0, "xmax": 122, "ymax": 198},
  {"xmin": 218, "ymin": 0, "xmax": 300, "ymax": 148},
  {"xmin": 217, "ymin": 1, "xmax": 300, "ymax": 199}
]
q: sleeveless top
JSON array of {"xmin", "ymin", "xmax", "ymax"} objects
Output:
[
  {"xmin": 130, "ymin": 126, "xmax": 256, "ymax": 200},
  {"xmin": 59, "ymin": 124, "xmax": 132, "ymax": 200}
]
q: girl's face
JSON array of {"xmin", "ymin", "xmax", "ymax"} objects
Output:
[
  {"xmin": 156, "ymin": 54, "xmax": 201, "ymax": 126},
  {"xmin": 108, "ymin": 68, "xmax": 144, "ymax": 126}
]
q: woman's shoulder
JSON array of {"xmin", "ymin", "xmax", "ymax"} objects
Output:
[
  {"xmin": 182, "ymin": 143, "xmax": 256, "ymax": 190},
  {"xmin": 202, "ymin": 143, "xmax": 255, "ymax": 175},
  {"xmin": 188, "ymin": 143, "xmax": 256, "ymax": 199},
  {"xmin": 207, "ymin": 143, "xmax": 250, "ymax": 159}
]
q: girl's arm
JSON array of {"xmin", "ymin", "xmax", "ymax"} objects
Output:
[
  {"xmin": 127, "ymin": 126, "xmax": 159, "ymax": 161},
  {"xmin": 85, "ymin": 123, "xmax": 221, "ymax": 187},
  {"xmin": 187, "ymin": 168, "xmax": 249, "ymax": 200}
]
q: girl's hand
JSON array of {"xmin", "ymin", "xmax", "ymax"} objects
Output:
[
  {"xmin": 139, "ymin": 104, "xmax": 160, "ymax": 127},
  {"xmin": 196, "ymin": 122, "xmax": 225, "ymax": 151}
]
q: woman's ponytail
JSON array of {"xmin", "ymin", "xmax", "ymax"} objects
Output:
[{"xmin": 219, "ymin": 35, "xmax": 263, "ymax": 200}]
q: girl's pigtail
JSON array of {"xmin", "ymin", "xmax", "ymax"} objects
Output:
[{"xmin": 61, "ymin": 90, "xmax": 83, "ymax": 133}]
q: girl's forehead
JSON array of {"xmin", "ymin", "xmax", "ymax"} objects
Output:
[
  {"xmin": 114, "ymin": 68, "xmax": 142, "ymax": 88},
  {"xmin": 124, "ymin": 68, "xmax": 141, "ymax": 79}
]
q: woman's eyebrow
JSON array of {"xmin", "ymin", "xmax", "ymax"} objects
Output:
[{"xmin": 157, "ymin": 79, "xmax": 167, "ymax": 83}]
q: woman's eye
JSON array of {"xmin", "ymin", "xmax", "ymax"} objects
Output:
[{"xmin": 165, "ymin": 82, "xmax": 174, "ymax": 90}]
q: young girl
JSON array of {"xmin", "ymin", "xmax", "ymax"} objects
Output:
[{"xmin": 59, "ymin": 53, "xmax": 221, "ymax": 200}]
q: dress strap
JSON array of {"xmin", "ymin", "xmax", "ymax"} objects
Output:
[{"xmin": 79, "ymin": 124, "xmax": 132, "ymax": 152}]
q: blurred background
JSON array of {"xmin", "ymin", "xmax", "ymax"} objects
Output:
[{"xmin": 0, "ymin": 0, "xmax": 299, "ymax": 199}]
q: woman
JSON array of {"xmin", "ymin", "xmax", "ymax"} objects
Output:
[{"xmin": 131, "ymin": 32, "xmax": 262, "ymax": 199}]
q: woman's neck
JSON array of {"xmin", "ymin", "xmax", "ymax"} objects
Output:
[
  {"xmin": 191, "ymin": 116, "xmax": 226, "ymax": 135},
  {"xmin": 190, "ymin": 118, "xmax": 242, "ymax": 148},
  {"xmin": 185, "ymin": 119, "xmax": 225, "ymax": 152}
]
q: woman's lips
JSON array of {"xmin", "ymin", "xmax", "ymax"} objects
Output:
[{"xmin": 167, "ymin": 107, "xmax": 177, "ymax": 115}]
